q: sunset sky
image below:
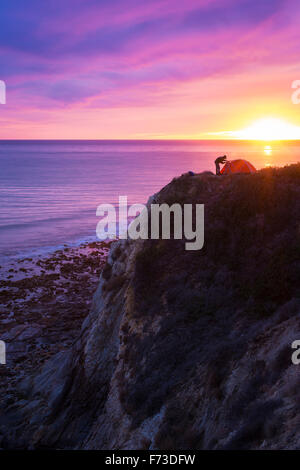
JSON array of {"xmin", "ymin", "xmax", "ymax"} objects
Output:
[{"xmin": 1, "ymin": 0, "xmax": 300, "ymax": 139}]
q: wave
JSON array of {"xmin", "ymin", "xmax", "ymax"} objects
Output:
[{"xmin": 0, "ymin": 208, "xmax": 105, "ymax": 231}]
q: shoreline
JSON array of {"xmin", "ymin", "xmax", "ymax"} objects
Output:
[
  {"xmin": 0, "ymin": 234, "xmax": 114, "ymax": 269},
  {"xmin": 0, "ymin": 240, "xmax": 113, "ymax": 407}
]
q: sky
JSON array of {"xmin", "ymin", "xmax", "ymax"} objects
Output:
[{"xmin": 1, "ymin": 0, "xmax": 300, "ymax": 139}]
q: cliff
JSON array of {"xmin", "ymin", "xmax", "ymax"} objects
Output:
[{"xmin": 1, "ymin": 164, "xmax": 300, "ymax": 450}]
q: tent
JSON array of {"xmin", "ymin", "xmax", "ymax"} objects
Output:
[{"xmin": 220, "ymin": 159, "xmax": 256, "ymax": 174}]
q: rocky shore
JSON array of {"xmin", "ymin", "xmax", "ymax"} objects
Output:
[{"xmin": 0, "ymin": 241, "xmax": 112, "ymax": 407}]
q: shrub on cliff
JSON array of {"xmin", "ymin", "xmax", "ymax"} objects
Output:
[{"xmin": 119, "ymin": 164, "xmax": 300, "ymax": 434}]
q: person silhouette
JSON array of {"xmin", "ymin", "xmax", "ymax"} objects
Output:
[{"xmin": 215, "ymin": 155, "xmax": 227, "ymax": 175}]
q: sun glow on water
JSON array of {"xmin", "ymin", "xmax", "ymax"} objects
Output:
[{"xmin": 264, "ymin": 145, "xmax": 272, "ymax": 156}]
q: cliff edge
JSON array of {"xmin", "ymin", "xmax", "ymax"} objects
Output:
[{"xmin": 1, "ymin": 164, "xmax": 300, "ymax": 449}]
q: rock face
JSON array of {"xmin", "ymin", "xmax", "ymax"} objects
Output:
[{"xmin": 1, "ymin": 165, "xmax": 300, "ymax": 449}]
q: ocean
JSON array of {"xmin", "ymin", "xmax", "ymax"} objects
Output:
[{"xmin": 0, "ymin": 139, "xmax": 299, "ymax": 262}]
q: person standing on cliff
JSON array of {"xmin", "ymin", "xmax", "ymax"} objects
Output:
[{"xmin": 215, "ymin": 155, "xmax": 227, "ymax": 175}]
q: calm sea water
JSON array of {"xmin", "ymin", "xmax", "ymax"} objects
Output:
[{"xmin": 0, "ymin": 140, "xmax": 299, "ymax": 261}]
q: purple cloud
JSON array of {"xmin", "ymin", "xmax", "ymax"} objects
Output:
[{"xmin": 1, "ymin": 0, "xmax": 299, "ymax": 109}]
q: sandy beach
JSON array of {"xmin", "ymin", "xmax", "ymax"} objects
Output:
[{"xmin": 0, "ymin": 240, "xmax": 112, "ymax": 406}]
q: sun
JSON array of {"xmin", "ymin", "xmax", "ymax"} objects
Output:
[{"xmin": 228, "ymin": 118, "xmax": 300, "ymax": 141}]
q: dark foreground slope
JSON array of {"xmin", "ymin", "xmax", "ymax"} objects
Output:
[{"xmin": 1, "ymin": 164, "xmax": 300, "ymax": 449}]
